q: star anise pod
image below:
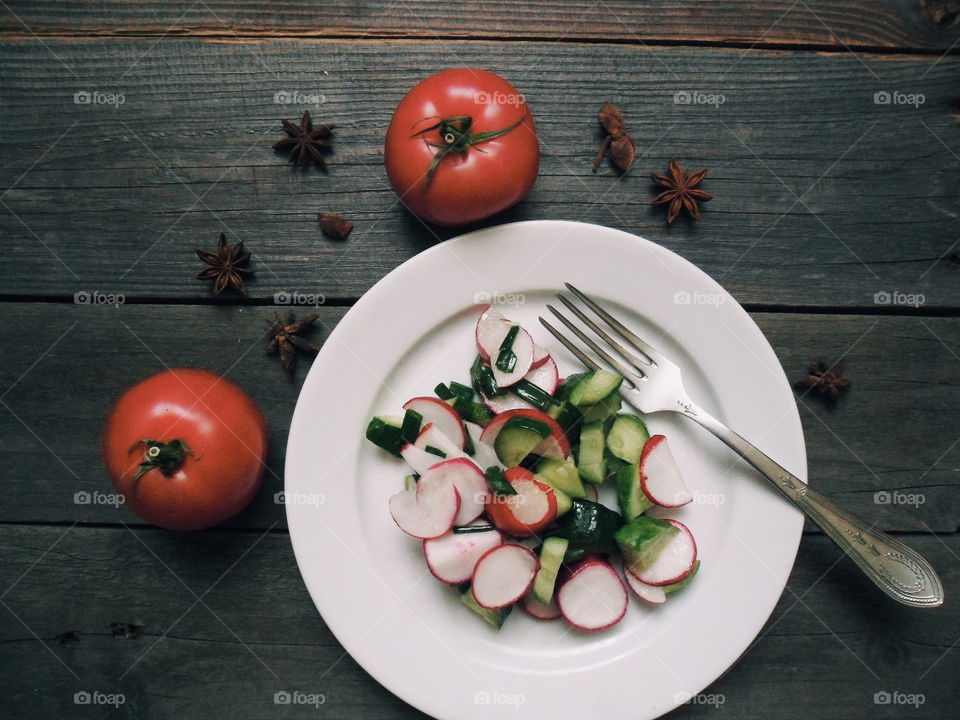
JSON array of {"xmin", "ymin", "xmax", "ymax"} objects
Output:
[
  {"xmin": 266, "ymin": 310, "xmax": 321, "ymax": 376},
  {"xmin": 592, "ymin": 102, "xmax": 635, "ymax": 174},
  {"xmin": 793, "ymin": 360, "xmax": 851, "ymax": 409},
  {"xmin": 651, "ymin": 158, "xmax": 715, "ymax": 223},
  {"xmin": 318, "ymin": 212, "xmax": 353, "ymax": 240},
  {"xmin": 194, "ymin": 233, "xmax": 254, "ymax": 295},
  {"xmin": 273, "ymin": 110, "xmax": 336, "ymax": 169}
]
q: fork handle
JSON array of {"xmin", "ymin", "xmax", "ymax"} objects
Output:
[{"xmin": 685, "ymin": 405, "xmax": 943, "ymax": 608}]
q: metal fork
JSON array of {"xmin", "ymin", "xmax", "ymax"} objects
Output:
[{"xmin": 540, "ymin": 283, "xmax": 943, "ymax": 608}]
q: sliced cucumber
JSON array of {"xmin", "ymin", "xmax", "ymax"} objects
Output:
[
  {"xmin": 493, "ymin": 416, "xmax": 550, "ymax": 466},
  {"xmin": 616, "ymin": 463, "xmax": 654, "ymax": 519},
  {"xmin": 568, "ymin": 370, "xmax": 623, "ymax": 406},
  {"xmin": 532, "ymin": 537, "xmax": 569, "ymax": 605},
  {"xmin": 577, "ymin": 421, "xmax": 606, "ymax": 485},
  {"xmin": 535, "ymin": 457, "xmax": 587, "ymax": 498},
  {"xmin": 606, "ymin": 414, "xmax": 650, "ymax": 463},
  {"xmin": 547, "ymin": 400, "xmax": 583, "ymax": 439},
  {"xmin": 664, "ymin": 560, "xmax": 700, "ymax": 595},
  {"xmin": 604, "ymin": 454, "xmax": 629, "ymax": 484},
  {"xmin": 365, "ymin": 415, "xmax": 405, "ymax": 457},
  {"xmin": 460, "ymin": 586, "xmax": 511, "ymax": 629},
  {"xmin": 579, "ymin": 393, "xmax": 622, "ymax": 423},
  {"xmin": 615, "ymin": 516, "xmax": 679, "ymax": 568},
  {"xmin": 555, "ymin": 373, "xmax": 590, "ymax": 402},
  {"xmin": 548, "ymin": 482, "xmax": 572, "ymax": 516},
  {"xmin": 551, "ymin": 499, "xmax": 623, "ymax": 554}
]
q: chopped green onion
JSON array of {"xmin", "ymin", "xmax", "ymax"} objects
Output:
[
  {"xmin": 449, "ymin": 381, "xmax": 474, "ymax": 402},
  {"xmin": 453, "ymin": 524, "xmax": 498, "ymax": 534},
  {"xmin": 424, "ymin": 446, "xmax": 447, "ymax": 458},
  {"xmin": 434, "ymin": 383, "xmax": 455, "ymax": 400},
  {"xmin": 495, "ymin": 325, "xmax": 519, "ymax": 373},
  {"xmin": 400, "ymin": 408, "xmax": 423, "ymax": 444},
  {"xmin": 364, "ymin": 417, "xmax": 404, "ymax": 457},
  {"xmin": 471, "ymin": 355, "xmax": 503, "ymax": 397},
  {"xmin": 485, "ymin": 466, "xmax": 517, "ymax": 496},
  {"xmin": 510, "ymin": 379, "xmax": 560, "ymax": 410}
]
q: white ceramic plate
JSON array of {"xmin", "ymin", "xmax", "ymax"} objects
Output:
[{"xmin": 285, "ymin": 220, "xmax": 805, "ymax": 720}]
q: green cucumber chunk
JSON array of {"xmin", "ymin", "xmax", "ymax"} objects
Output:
[
  {"xmin": 615, "ymin": 516, "xmax": 679, "ymax": 569},
  {"xmin": 547, "ymin": 400, "xmax": 584, "ymax": 439},
  {"xmin": 493, "ymin": 416, "xmax": 550, "ymax": 466},
  {"xmin": 616, "ymin": 463, "xmax": 654, "ymax": 519},
  {"xmin": 577, "ymin": 421, "xmax": 606, "ymax": 485},
  {"xmin": 580, "ymin": 394, "xmax": 622, "ymax": 423},
  {"xmin": 541, "ymin": 479, "xmax": 572, "ymax": 516},
  {"xmin": 460, "ymin": 587, "xmax": 511, "ymax": 629},
  {"xmin": 532, "ymin": 537, "xmax": 569, "ymax": 605},
  {"xmin": 606, "ymin": 414, "xmax": 650, "ymax": 463},
  {"xmin": 536, "ymin": 458, "xmax": 587, "ymax": 498},
  {"xmin": 664, "ymin": 560, "xmax": 701, "ymax": 595},
  {"xmin": 550, "ymin": 499, "xmax": 623, "ymax": 554},
  {"xmin": 365, "ymin": 415, "xmax": 405, "ymax": 457},
  {"xmin": 569, "ymin": 370, "xmax": 623, "ymax": 406}
]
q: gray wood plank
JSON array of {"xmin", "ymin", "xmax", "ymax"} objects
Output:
[
  {"xmin": 0, "ymin": 302, "xmax": 958, "ymax": 532},
  {"xmin": 1, "ymin": 1, "xmax": 959, "ymax": 52},
  {"xmin": 0, "ymin": 525, "xmax": 956, "ymax": 719},
  {"xmin": 0, "ymin": 38, "xmax": 958, "ymax": 306}
]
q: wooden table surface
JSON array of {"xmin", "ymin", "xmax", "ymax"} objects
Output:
[{"xmin": 1, "ymin": 2, "xmax": 959, "ymax": 718}]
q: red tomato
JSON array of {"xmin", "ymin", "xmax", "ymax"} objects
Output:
[
  {"xmin": 485, "ymin": 467, "xmax": 557, "ymax": 537},
  {"xmin": 384, "ymin": 68, "xmax": 539, "ymax": 226},
  {"xmin": 102, "ymin": 369, "xmax": 268, "ymax": 531}
]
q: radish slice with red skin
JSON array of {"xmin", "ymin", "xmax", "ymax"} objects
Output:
[
  {"xmin": 403, "ymin": 396, "xmax": 466, "ymax": 449},
  {"xmin": 556, "ymin": 559, "xmax": 628, "ymax": 631},
  {"xmin": 624, "ymin": 567, "xmax": 667, "ymax": 605},
  {"xmin": 420, "ymin": 457, "xmax": 488, "ymax": 525},
  {"xmin": 401, "ymin": 443, "xmax": 445, "ymax": 476},
  {"xmin": 483, "ymin": 357, "xmax": 559, "ymax": 414},
  {"xmin": 584, "ymin": 483, "xmax": 598, "ymax": 503},
  {"xmin": 475, "ymin": 310, "xmax": 534, "ymax": 387},
  {"xmin": 475, "ymin": 305, "xmax": 508, "ymax": 361},
  {"xmin": 464, "ymin": 422, "xmax": 501, "ymax": 470},
  {"xmin": 423, "ymin": 522, "xmax": 503, "ymax": 584},
  {"xmin": 480, "ymin": 409, "xmax": 570, "ymax": 460},
  {"xmin": 388, "ymin": 481, "xmax": 459, "ymax": 540},
  {"xmin": 521, "ymin": 591, "xmax": 562, "ymax": 620},
  {"xmin": 414, "ymin": 423, "xmax": 469, "ymax": 462},
  {"xmin": 471, "ymin": 544, "xmax": 540, "ymax": 610},
  {"xmin": 530, "ymin": 345, "xmax": 550, "ymax": 370},
  {"xmin": 628, "ymin": 519, "xmax": 698, "ymax": 586},
  {"xmin": 639, "ymin": 435, "xmax": 693, "ymax": 508}
]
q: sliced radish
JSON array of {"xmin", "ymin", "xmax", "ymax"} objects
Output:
[
  {"xmin": 556, "ymin": 559, "xmax": 628, "ymax": 631},
  {"xmin": 639, "ymin": 435, "xmax": 692, "ymax": 508},
  {"xmin": 475, "ymin": 305, "xmax": 507, "ymax": 361},
  {"xmin": 388, "ymin": 479, "xmax": 459, "ymax": 540},
  {"xmin": 624, "ymin": 567, "xmax": 667, "ymax": 605},
  {"xmin": 521, "ymin": 591, "xmax": 562, "ymax": 620},
  {"xmin": 483, "ymin": 357, "xmax": 560, "ymax": 414},
  {"xmin": 584, "ymin": 483, "xmax": 598, "ymax": 502},
  {"xmin": 401, "ymin": 443, "xmax": 445, "ymax": 476},
  {"xmin": 471, "ymin": 544, "xmax": 539, "ymax": 610},
  {"xmin": 464, "ymin": 422, "xmax": 502, "ymax": 470},
  {"xmin": 479, "ymin": 408, "xmax": 570, "ymax": 461},
  {"xmin": 403, "ymin": 396, "xmax": 466, "ymax": 449},
  {"xmin": 414, "ymin": 423, "xmax": 469, "ymax": 462},
  {"xmin": 628, "ymin": 519, "xmax": 698, "ymax": 586},
  {"xmin": 423, "ymin": 522, "xmax": 503, "ymax": 584},
  {"xmin": 531, "ymin": 345, "xmax": 550, "ymax": 370},
  {"xmin": 421, "ymin": 457, "xmax": 488, "ymax": 525}
]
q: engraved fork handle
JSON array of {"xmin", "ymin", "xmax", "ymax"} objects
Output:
[{"xmin": 685, "ymin": 403, "xmax": 944, "ymax": 608}]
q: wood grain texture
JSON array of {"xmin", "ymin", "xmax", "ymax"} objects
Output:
[
  {"xmin": 0, "ymin": 525, "xmax": 956, "ymax": 719},
  {"xmin": 0, "ymin": 302, "xmax": 957, "ymax": 532},
  {"xmin": 1, "ymin": 1, "xmax": 959, "ymax": 52},
  {"xmin": 0, "ymin": 38, "xmax": 958, "ymax": 307}
]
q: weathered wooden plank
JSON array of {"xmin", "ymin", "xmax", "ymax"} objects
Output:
[
  {"xmin": 0, "ymin": 302, "xmax": 958, "ymax": 532},
  {"xmin": 0, "ymin": 526, "xmax": 956, "ymax": 719},
  {"xmin": 1, "ymin": 1, "xmax": 959, "ymax": 52},
  {"xmin": 0, "ymin": 38, "xmax": 958, "ymax": 307}
]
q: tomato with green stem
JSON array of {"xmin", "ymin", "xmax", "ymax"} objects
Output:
[{"xmin": 384, "ymin": 68, "xmax": 539, "ymax": 226}]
